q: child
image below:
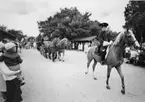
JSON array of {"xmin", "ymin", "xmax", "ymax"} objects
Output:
[{"xmin": 0, "ymin": 42, "xmax": 25, "ymax": 85}]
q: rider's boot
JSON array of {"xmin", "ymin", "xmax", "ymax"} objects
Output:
[
  {"xmin": 95, "ymin": 45, "xmax": 101, "ymax": 55},
  {"xmin": 97, "ymin": 45, "xmax": 101, "ymax": 56},
  {"xmin": 101, "ymin": 51, "xmax": 106, "ymax": 65}
]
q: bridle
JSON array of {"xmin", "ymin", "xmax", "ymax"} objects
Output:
[{"xmin": 125, "ymin": 30, "xmax": 137, "ymax": 46}]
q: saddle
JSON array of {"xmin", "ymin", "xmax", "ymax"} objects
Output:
[
  {"xmin": 94, "ymin": 45, "xmax": 110, "ymax": 65},
  {"xmin": 99, "ymin": 46, "xmax": 107, "ymax": 57},
  {"xmin": 95, "ymin": 41, "xmax": 113, "ymax": 55}
]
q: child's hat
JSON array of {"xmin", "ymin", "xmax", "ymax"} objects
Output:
[{"xmin": 5, "ymin": 42, "xmax": 16, "ymax": 50}]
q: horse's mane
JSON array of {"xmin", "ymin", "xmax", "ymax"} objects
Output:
[{"xmin": 113, "ymin": 32, "xmax": 125, "ymax": 46}]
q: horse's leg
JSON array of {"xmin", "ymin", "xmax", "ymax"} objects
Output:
[
  {"xmin": 58, "ymin": 51, "xmax": 61, "ymax": 61},
  {"xmin": 44, "ymin": 50, "xmax": 47, "ymax": 58},
  {"xmin": 52, "ymin": 52, "xmax": 55, "ymax": 62},
  {"xmin": 62, "ymin": 50, "xmax": 65, "ymax": 61},
  {"xmin": 55, "ymin": 52, "xmax": 58, "ymax": 59},
  {"xmin": 92, "ymin": 59, "xmax": 97, "ymax": 80},
  {"xmin": 48, "ymin": 50, "xmax": 51, "ymax": 59},
  {"xmin": 106, "ymin": 65, "xmax": 112, "ymax": 90},
  {"xmin": 116, "ymin": 66, "xmax": 125, "ymax": 94},
  {"xmin": 60, "ymin": 52, "xmax": 63, "ymax": 61},
  {"xmin": 62, "ymin": 50, "xmax": 65, "ymax": 57},
  {"xmin": 85, "ymin": 57, "xmax": 93, "ymax": 74},
  {"xmin": 49, "ymin": 52, "xmax": 52, "ymax": 60},
  {"xmin": 46, "ymin": 52, "xmax": 48, "ymax": 59},
  {"xmin": 53, "ymin": 51, "xmax": 57, "ymax": 61},
  {"xmin": 59, "ymin": 51, "xmax": 63, "ymax": 61}
]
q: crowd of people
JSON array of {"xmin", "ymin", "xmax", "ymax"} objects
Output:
[
  {"xmin": 125, "ymin": 44, "xmax": 145, "ymax": 65},
  {"xmin": 0, "ymin": 39, "xmax": 24, "ymax": 102},
  {"xmin": 71, "ymin": 42, "xmax": 91, "ymax": 51}
]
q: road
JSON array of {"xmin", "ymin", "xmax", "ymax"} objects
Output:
[{"xmin": 1, "ymin": 49, "xmax": 145, "ymax": 102}]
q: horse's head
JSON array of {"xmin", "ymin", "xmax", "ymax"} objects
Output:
[
  {"xmin": 124, "ymin": 29, "xmax": 140, "ymax": 48},
  {"xmin": 57, "ymin": 38, "xmax": 68, "ymax": 48},
  {"xmin": 113, "ymin": 29, "xmax": 140, "ymax": 48},
  {"xmin": 61, "ymin": 38, "xmax": 68, "ymax": 45}
]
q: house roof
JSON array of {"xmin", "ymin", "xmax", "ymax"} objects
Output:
[{"xmin": 72, "ymin": 36, "xmax": 96, "ymax": 42}]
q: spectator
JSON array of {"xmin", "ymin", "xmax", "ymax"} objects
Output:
[{"xmin": 0, "ymin": 42, "xmax": 24, "ymax": 102}]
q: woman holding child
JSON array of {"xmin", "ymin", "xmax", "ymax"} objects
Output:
[{"xmin": 0, "ymin": 42, "xmax": 23, "ymax": 102}]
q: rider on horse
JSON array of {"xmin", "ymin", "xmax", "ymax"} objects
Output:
[{"xmin": 95, "ymin": 22, "xmax": 109, "ymax": 64}]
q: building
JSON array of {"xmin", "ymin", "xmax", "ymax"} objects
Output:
[{"xmin": 71, "ymin": 36, "xmax": 97, "ymax": 51}]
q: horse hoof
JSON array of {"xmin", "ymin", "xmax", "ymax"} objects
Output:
[
  {"xmin": 94, "ymin": 77, "xmax": 97, "ymax": 80},
  {"xmin": 121, "ymin": 90, "xmax": 125, "ymax": 94},
  {"xmin": 106, "ymin": 85, "xmax": 111, "ymax": 90}
]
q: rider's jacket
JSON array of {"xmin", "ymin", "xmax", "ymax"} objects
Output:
[{"xmin": 97, "ymin": 30, "xmax": 106, "ymax": 46}]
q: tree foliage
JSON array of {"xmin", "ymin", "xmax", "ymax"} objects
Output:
[
  {"xmin": 8, "ymin": 29, "xmax": 25, "ymax": 41},
  {"xmin": 0, "ymin": 25, "xmax": 7, "ymax": 31},
  {"xmin": 0, "ymin": 25, "xmax": 25, "ymax": 41},
  {"xmin": 37, "ymin": 7, "xmax": 101, "ymax": 40},
  {"xmin": 124, "ymin": 1, "xmax": 145, "ymax": 42}
]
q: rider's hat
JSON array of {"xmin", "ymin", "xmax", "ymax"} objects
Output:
[{"xmin": 98, "ymin": 22, "xmax": 109, "ymax": 28}]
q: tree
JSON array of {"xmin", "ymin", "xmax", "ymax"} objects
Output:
[
  {"xmin": 124, "ymin": 1, "xmax": 145, "ymax": 42},
  {"xmin": 37, "ymin": 7, "xmax": 101, "ymax": 40},
  {"xmin": 0, "ymin": 24, "xmax": 25, "ymax": 41},
  {"xmin": 8, "ymin": 29, "xmax": 25, "ymax": 41},
  {"xmin": 0, "ymin": 25, "xmax": 7, "ymax": 31},
  {"xmin": 36, "ymin": 34, "xmax": 42, "ymax": 42}
]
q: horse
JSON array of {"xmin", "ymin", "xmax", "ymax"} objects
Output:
[
  {"xmin": 85, "ymin": 29, "xmax": 140, "ymax": 94},
  {"xmin": 43, "ymin": 40, "xmax": 53, "ymax": 59},
  {"xmin": 43, "ymin": 38, "xmax": 68, "ymax": 62},
  {"xmin": 43, "ymin": 38, "xmax": 61, "ymax": 61},
  {"xmin": 56, "ymin": 38, "xmax": 68, "ymax": 61}
]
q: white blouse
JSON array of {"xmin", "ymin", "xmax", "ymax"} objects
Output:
[{"xmin": 0, "ymin": 53, "xmax": 20, "ymax": 81}]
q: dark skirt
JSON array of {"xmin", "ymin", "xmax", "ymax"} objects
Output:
[{"xmin": 6, "ymin": 78, "xmax": 22, "ymax": 102}]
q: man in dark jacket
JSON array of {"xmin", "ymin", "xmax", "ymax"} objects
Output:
[
  {"xmin": 94, "ymin": 22, "xmax": 109, "ymax": 65},
  {"xmin": 95, "ymin": 22, "xmax": 109, "ymax": 55}
]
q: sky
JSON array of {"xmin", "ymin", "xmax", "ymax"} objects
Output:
[{"xmin": 0, "ymin": 0, "xmax": 129, "ymax": 37}]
